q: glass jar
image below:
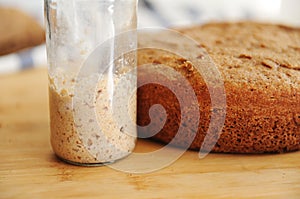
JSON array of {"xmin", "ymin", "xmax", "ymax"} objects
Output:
[{"xmin": 45, "ymin": 0, "xmax": 138, "ymax": 165}]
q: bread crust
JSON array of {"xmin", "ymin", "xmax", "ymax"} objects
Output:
[
  {"xmin": 137, "ymin": 22, "xmax": 300, "ymax": 153},
  {"xmin": 0, "ymin": 8, "xmax": 45, "ymax": 55}
]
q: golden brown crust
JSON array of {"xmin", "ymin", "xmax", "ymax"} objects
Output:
[
  {"xmin": 0, "ymin": 8, "xmax": 45, "ymax": 55},
  {"xmin": 137, "ymin": 22, "xmax": 300, "ymax": 153}
]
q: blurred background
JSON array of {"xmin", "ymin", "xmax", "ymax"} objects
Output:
[
  {"xmin": 1, "ymin": 0, "xmax": 300, "ymax": 27},
  {"xmin": 0, "ymin": 0, "xmax": 299, "ymax": 74}
]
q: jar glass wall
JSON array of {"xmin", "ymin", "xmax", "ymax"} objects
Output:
[{"xmin": 45, "ymin": 0, "xmax": 138, "ymax": 165}]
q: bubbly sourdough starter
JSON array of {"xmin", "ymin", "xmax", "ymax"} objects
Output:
[{"xmin": 49, "ymin": 71, "xmax": 137, "ymax": 164}]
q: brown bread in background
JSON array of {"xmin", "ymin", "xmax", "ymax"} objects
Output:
[{"xmin": 0, "ymin": 7, "xmax": 45, "ymax": 56}]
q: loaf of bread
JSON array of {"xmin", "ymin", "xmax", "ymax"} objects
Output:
[
  {"xmin": 0, "ymin": 8, "xmax": 45, "ymax": 56},
  {"xmin": 137, "ymin": 22, "xmax": 300, "ymax": 153}
]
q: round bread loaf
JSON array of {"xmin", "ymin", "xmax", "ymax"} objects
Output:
[
  {"xmin": 137, "ymin": 22, "xmax": 300, "ymax": 153},
  {"xmin": 0, "ymin": 8, "xmax": 45, "ymax": 55}
]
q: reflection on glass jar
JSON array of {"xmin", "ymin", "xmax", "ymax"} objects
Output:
[{"xmin": 45, "ymin": 0, "xmax": 138, "ymax": 165}]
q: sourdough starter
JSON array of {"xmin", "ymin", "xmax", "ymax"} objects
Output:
[{"xmin": 49, "ymin": 70, "xmax": 137, "ymax": 164}]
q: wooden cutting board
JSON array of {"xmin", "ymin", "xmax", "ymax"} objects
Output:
[{"xmin": 0, "ymin": 68, "xmax": 299, "ymax": 199}]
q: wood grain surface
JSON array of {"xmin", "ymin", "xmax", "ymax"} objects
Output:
[{"xmin": 0, "ymin": 68, "xmax": 299, "ymax": 199}]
